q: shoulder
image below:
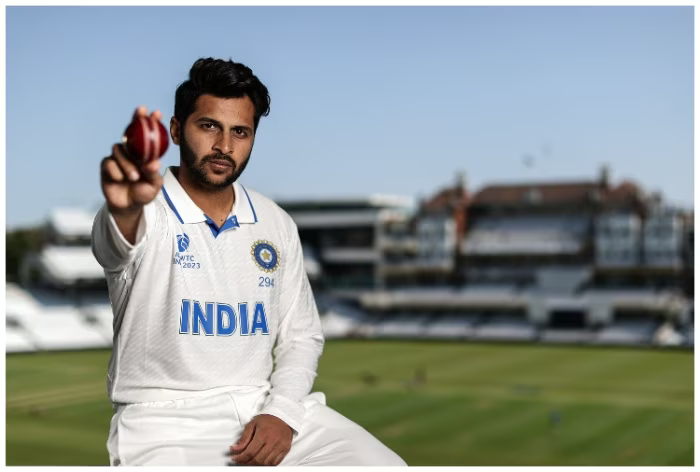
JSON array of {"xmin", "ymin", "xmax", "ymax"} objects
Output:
[
  {"xmin": 239, "ymin": 184, "xmax": 297, "ymax": 231},
  {"xmin": 152, "ymin": 192, "xmax": 172, "ymax": 221}
]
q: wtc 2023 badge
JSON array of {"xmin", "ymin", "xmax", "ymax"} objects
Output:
[{"xmin": 251, "ymin": 240, "xmax": 280, "ymax": 273}]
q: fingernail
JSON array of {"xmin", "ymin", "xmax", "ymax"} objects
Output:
[{"xmin": 129, "ymin": 171, "xmax": 139, "ymax": 181}]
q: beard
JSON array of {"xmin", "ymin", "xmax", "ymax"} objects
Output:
[{"xmin": 179, "ymin": 132, "xmax": 251, "ymax": 190}]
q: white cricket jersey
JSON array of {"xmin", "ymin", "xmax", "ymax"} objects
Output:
[{"xmin": 91, "ymin": 166, "xmax": 324, "ymax": 432}]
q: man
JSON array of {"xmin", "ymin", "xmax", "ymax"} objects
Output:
[{"xmin": 92, "ymin": 57, "xmax": 406, "ymax": 466}]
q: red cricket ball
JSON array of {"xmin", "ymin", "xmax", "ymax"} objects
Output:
[{"xmin": 122, "ymin": 115, "xmax": 169, "ymax": 164}]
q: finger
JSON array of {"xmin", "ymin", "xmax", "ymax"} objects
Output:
[
  {"xmin": 233, "ymin": 434, "xmax": 265, "ymax": 465},
  {"xmin": 271, "ymin": 447, "xmax": 290, "ymax": 466},
  {"xmin": 231, "ymin": 422, "xmax": 256, "ymax": 454},
  {"xmin": 149, "ymin": 110, "xmax": 162, "ymax": 138},
  {"xmin": 101, "ymin": 157, "xmax": 126, "ymax": 183},
  {"xmin": 253, "ymin": 444, "xmax": 280, "ymax": 465},
  {"xmin": 133, "ymin": 105, "xmax": 148, "ymax": 121},
  {"xmin": 112, "ymin": 144, "xmax": 140, "ymax": 181},
  {"xmin": 233, "ymin": 437, "xmax": 265, "ymax": 465}
]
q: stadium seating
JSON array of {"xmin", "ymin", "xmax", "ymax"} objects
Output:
[
  {"xmin": 302, "ymin": 244, "xmax": 322, "ymax": 280},
  {"xmin": 25, "ymin": 288, "xmax": 88, "ymax": 307},
  {"xmin": 361, "ymin": 286, "xmax": 526, "ymax": 312},
  {"xmin": 6, "ymin": 322, "xmax": 36, "ymax": 353},
  {"xmin": 370, "ymin": 314, "xmax": 431, "ymax": 339},
  {"xmin": 593, "ymin": 320, "xmax": 659, "ymax": 346},
  {"xmin": 6, "ymin": 284, "xmax": 41, "ymax": 353},
  {"xmin": 424, "ymin": 314, "xmax": 479, "ymax": 340},
  {"xmin": 473, "ymin": 314, "xmax": 537, "ymax": 341},
  {"xmin": 540, "ymin": 328, "xmax": 595, "ymax": 344},
  {"xmin": 7, "ymin": 282, "xmax": 114, "ymax": 351},
  {"xmin": 652, "ymin": 322, "xmax": 685, "ymax": 346},
  {"xmin": 80, "ymin": 304, "xmax": 115, "ymax": 344},
  {"xmin": 319, "ymin": 299, "xmax": 367, "ymax": 339},
  {"xmin": 6, "ymin": 281, "xmax": 692, "ymax": 351},
  {"xmin": 535, "ymin": 267, "xmax": 591, "ymax": 294},
  {"xmin": 7, "ymin": 283, "xmax": 43, "ymax": 317},
  {"xmin": 685, "ymin": 323, "xmax": 694, "ymax": 346},
  {"xmin": 37, "ymin": 246, "xmax": 105, "ymax": 286},
  {"xmin": 463, "ymin": 215, "xmax": 588, "ymax": 255},
  {"xmin": 15, "ymin": 306, "xmax": 111, "ymax": 351}
]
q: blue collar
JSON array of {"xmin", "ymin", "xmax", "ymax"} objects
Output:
[{"xmin": 161, "ymin": 167, "xmax": 259, "ymax": 228}]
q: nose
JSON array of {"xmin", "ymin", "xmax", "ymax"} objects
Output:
[{"xmin": 213, "ymin": 133, "xmax": 234, "ymax": 156}]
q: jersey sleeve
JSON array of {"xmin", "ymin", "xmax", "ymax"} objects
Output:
[
  {"xmin": 91, "ymin": 201, "xmax": 158, "ymax": 273},
  {"xmin": 258, "ymin": 220, "xmax": 325, "ymax": 434}
]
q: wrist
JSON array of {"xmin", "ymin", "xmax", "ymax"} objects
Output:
[{"xmin": 107, "ymin": 203, "xmax": 143, "ymax": 217}]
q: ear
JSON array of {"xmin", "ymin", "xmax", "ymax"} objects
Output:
[{"xmin": 170, "ymin": 117, "xmax": 181, "ymax": 146}]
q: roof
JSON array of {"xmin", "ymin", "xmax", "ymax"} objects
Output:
[
  {"xmin": 472, "ymin": 180, "xmax": 599, "ymax": 205},
  {"xmin": 471, "ymin": 178, "xmax": 643, "ymax": 206},
  {"xmin": 277, "ymin": 194, "xmax": 415, "ymax": 212},
  {"xmin": 48, "ymin": 208, "xmax": 96, "ymax": 238},
  {"xmin": 602, "ymin": 180, "xmax": 643, "ymax": 202},
  {"xmin": 421, "ymin": 185, "xmax": 469, "ymax": 212},
  {"xmin": 39, "ymin": 246, "xmax": 105, "ymax": 283}
]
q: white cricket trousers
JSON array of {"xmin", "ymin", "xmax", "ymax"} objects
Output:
[{"xmin": 107, "ymin": 386, "xmax": 407, "ymax": 466}]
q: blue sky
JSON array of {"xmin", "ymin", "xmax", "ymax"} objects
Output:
[{"xmin": 6, "ymin": 6, "xmax": 694, "ymax": 229}]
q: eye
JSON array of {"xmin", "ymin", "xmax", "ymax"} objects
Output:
[
  {"xmin": 201, "ymin": 123, "xmax": 217, "ymax": 130},
  {"xmin": 234, "ymin": 128, "xmax": 248, "ymax": 137}
]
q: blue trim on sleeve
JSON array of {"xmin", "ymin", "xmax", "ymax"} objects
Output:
[
  {"xmin": 241, "ymin": 185, "xmax": 258, "ymax": 223},
  {"xmin": 162, "ymin": 186, "xmax": 185, "ymax": 224}
]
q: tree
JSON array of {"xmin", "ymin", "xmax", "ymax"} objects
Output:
[{"xmin": 6, "ymin": 226, "xmax": 45, "ymax": 283}]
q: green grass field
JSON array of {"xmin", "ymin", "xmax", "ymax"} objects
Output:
[{"xmin": 6, "ymin": 341, "xmax": 694, "ymax": 466}]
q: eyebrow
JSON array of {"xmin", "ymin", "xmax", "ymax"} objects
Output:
[{"xmin": 195, "ymin": 117, "xmax": 253, "ymax": 133}]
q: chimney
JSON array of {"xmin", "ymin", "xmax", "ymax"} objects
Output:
[
  {"xmin": 599, "ymin": 164, "xmax": 610, "ymax": 188},
  {"xmin": 456, "ymin": 170, "xmax": 467, "ymax": 192}
]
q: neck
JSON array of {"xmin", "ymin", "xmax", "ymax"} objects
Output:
[{"xmin": 173, "ymin": 166, "xmax": 235, "ymax": 219}]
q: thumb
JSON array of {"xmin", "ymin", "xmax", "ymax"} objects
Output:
[{"xmin": 231, "ymin": 421, "xmax": 256, "ymax": 453}]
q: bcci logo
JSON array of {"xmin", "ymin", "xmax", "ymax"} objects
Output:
[
  {"xmin": 177, "ymin": 233, "xmax": 190, "ymax": 252},
  {"xmin": 251, "ymin": 240, "xmax": 280, "ymax": 273}
]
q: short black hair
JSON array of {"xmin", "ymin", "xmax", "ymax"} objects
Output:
[{"xmin": 174, "ymin": 57, "xmax": 270, "ymax": 133}]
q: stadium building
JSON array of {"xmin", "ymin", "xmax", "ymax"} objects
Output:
[
  {"xmin": 281, "ymin": 166, "xmax": 693, "ymax": 347},
  {"xmin": 8, "ymin": 208, "xmax": 113, "ymax": 353},
  {"xmin": 6, "ymin": 166, "xmax": 694, "ymax": 353}
]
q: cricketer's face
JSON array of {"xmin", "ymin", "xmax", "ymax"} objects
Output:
[{"xmin": 170, "ymin": 94, "xmax": 255, "ymax": 189}]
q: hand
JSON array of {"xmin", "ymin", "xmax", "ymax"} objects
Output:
[
  {"xmin": 229, "ymin": 414, "xmax": 293, "ymax": 466},
  {"xmin": 101, "ymin": 106, "xmax": 163, "ymax": 215}
]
